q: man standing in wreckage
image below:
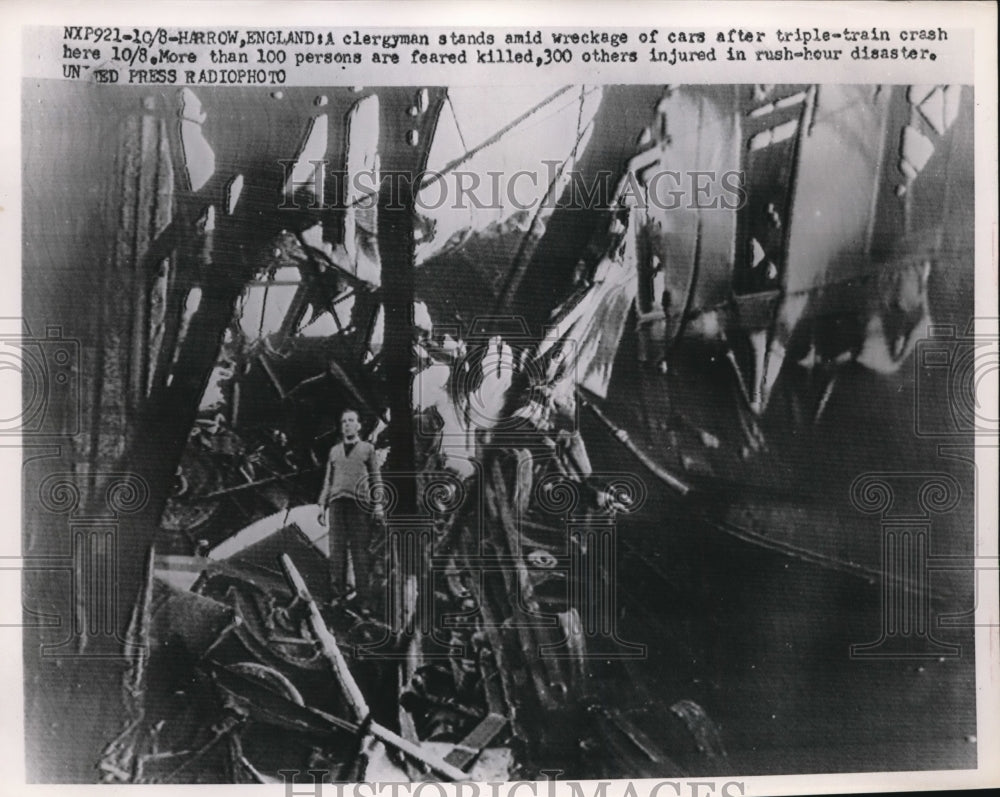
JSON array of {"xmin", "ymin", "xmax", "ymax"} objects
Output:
[{"xmin": 316, "ymin": 408, "xmax": 385, "ymax": 606}]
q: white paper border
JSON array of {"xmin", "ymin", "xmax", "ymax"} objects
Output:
[{"xmin": 1, "ymin": 2, "xmax": 996, "ymax": 795}]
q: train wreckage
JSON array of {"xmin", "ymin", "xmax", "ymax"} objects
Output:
[{"xmin": 21, "ymin": 81, "xmax": 975, "ymax": 782}]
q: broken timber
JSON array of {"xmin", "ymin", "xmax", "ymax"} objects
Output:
[{"xmin": 279, "ymin": 555, "xmax": 469, "ymax": 782}]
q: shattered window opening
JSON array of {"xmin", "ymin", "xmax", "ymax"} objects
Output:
[{"xmin": 237, "ymin": 266, "xmax": 303, "ymax": 340}]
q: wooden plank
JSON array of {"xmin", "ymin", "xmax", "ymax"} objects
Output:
[
  {"xmin": 443, "ymin": 713, "xmax": 508, "ymax": 770},
  {"xmin": 281, "ymin": 555, "xmax": 468, "ymax": 782}
]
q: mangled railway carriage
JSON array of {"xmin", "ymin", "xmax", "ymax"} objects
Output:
[
  {"xmin": 153, "ymin": 83, "xmax": 968, "ymax": 546},
  {"xmin": 22, "ymin": 81, "xmax": 972, "ymax": 781}
]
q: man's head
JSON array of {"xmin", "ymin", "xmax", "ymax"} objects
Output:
[{"xmin": 340, "ymin": 408, "xmax": 361, "ymax": 441}]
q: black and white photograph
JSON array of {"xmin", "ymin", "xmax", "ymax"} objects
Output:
[{"xmin": 4, "ymin": 2, "xmax": 998, "ymax": 793}]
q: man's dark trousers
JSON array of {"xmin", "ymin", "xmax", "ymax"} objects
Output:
[{"xmin": 329, "ymin": 497, "xmax": 373, "ymax": 602}]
